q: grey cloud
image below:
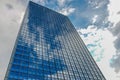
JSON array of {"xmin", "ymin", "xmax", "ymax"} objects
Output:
[
  {"xmin": 110, "ymin": 21, "xmax": 120, "ymax": 73},
  {"xmin": 86, "ymin": 0, "xmax": 120, "ymax": 73},
  {"xmin": 110, "ymin": 53, "xmax": 120, "ymax": 73},
  {"xmin": 110, "ymin": 21, "xmax": 120, "ymax": 36},
  {"xmin": 117, "ymin": 11, "xmax": 120, "ymax": 14},
  {"xmin": 5, "ymin": 3, "xmax": 14, "ymax": 9},
  {"xmin": 110, "ymin": 21, "xmax": 120, "ymax": 50},
  {"xmin": 117, "ymin": 75, "xmax": 120, "ymax": 79},
  {"xmin": 114, "ymin": 36, "xmax": 120, "ymax": 50}
]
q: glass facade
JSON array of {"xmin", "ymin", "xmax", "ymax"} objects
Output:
[{"xmin": 5, "ymin": 1, "xmax": 106, "ymax": 80}]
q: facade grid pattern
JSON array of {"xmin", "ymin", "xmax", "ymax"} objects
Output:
[{"xmin": 5, "ymin": 1, "xmax": 106, "ymax": 80}]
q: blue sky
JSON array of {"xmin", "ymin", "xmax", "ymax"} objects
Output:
[{"xmin": 0, "ymin": 0, "xmax": 120, "ymax": 80}]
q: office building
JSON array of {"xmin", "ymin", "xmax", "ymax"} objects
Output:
[{"xmin": 5, "ymin": 1, "xmax": 105, "ymax": 80}]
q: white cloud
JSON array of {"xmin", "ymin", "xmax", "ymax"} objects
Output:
[
  {"xmin": 77, "ymin": 26, "xmax": 119, "ymax": 80},
  {"xmin": 88, "ymin": 0, "xmax": 108, "ymax": 9},
  {"xmin": 108, "ymin": 0, "xmax": 120, "ymax": 27},
  {"xmin": 92, "ymin": 15, "xmax": 98, "ymax": 24},
  {"xmin": 59, "ymin": 7, "xmax": 75, "ymax": 15},
  {"xmin": 57, "ymin": 0, "xmax": 66, "ymax": 6}
]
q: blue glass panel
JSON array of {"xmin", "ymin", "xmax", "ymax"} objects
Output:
[{"xmin": 5, "ymin": 1, "xmax": 105, "ymax": 80}]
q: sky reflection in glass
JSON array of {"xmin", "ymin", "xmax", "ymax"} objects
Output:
[{"xmin": 5, "ymin": 1, "xmax": 106, "ymax": 80}]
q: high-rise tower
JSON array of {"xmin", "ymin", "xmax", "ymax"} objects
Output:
[{"xmin": 5, "ymin": 1, "xmax": 105, "ymax": 80}]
